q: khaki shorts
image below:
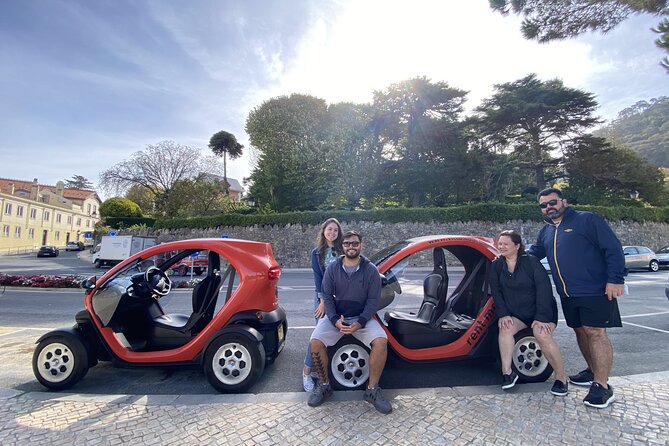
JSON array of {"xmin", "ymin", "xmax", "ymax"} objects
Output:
[{"xmin": 310, "ymin": 316, "xmax": 387, "ymax": 348}]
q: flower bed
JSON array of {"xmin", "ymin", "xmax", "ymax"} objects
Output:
[{"xmin": 0, "ymin": 274, "xmax": 198, "ymax": 289}]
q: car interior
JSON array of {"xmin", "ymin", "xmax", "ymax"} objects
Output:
[
  {"xmin": 382, "ymin": 245, "xmax": 490, "ymax": 350},
  {"xmin": 93, "ymin": 249, "xmax": 238, "ymax": 351}
]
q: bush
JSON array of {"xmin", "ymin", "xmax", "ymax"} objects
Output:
[
  {"xmin": 105, "ymin": 217, "xmax": 157, "ymax": 229},
  {"xmin": 0, "ymin": 274, "xmax": 84, "ymax": 288},
  {"xmin": 0, "ymin": 273, "xmax": 200, "ymax": 289}
]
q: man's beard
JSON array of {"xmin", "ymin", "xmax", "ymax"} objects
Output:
[{"xmin": 345, "ymin": 250, "xmax": 360, "ymax": 260}]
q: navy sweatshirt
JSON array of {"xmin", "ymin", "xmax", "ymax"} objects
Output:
[
  {"xmin": 528, "ymin": 207, "xmax": 626, "ymax": 298},
  {"xmin": 321, "ymin": 255, "xmax": 381, "ymax": 328}
]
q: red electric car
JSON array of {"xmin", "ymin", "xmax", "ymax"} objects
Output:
[
  {"xmin": 32, "ymin": 238, "xmax": 287, "ymax": 393},
  {"xmin": 327, "ymin": 235, "xmax": 553, "ymax": 389}
]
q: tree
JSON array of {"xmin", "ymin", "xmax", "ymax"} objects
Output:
[
  {"xmin": 99, "ymin": 140, "xmax": 208, "ymax": 217},
  {"xmin": 489, "ymin": 0, "xmax": 669, "ymax": 70},
  {"xmin": 99, "ymin": 197, "xmax": 143, "ymax": 218},
  {"xmin": 371, "ymin": 77, "xmax": 469, "ymax": 206},
  {"xmin": 209, "ymin": 130, "xmax": 244, "ymax": 192},
  {"xmin": 124, "ymin": 185, "xmax": 155, "ymax": 215},
  {"xmin": 164, "ymin": 174, "xmax": 230, "ymax": 217},
  {"xmin": 475, "ymin": 74, "xmax": 600, "ymax": 190},
  {"xmin": 246, "ymin": 94, "xmax": 332, "ymax": 211},
  {"xmin": 322, "ymin": 102, "xmax": 381, "ymax": 209},
  {"xmin": 563, "ymin": 135, "xmax": 668, "ymax": 205},
  {"xmin": 63, "ymin": 175, "xmax": 94, "ymax": 190}
]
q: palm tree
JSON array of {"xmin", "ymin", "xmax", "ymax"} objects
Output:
[{"xmin": 208, "ymin": 130, "xmax": 244, "ymax": 193}]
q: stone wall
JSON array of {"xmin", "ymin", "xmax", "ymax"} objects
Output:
[{"xmin": 137, "ymin": 220, "xmax": 669, "ymax": 268}]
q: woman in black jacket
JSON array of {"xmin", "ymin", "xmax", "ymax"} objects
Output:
[{"xmin": 490, "ymin": 230, "xmax": 568, "ymax": 396}]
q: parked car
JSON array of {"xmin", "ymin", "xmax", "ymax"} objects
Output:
[
  {"xmin": 323, "ymin": 235, "xmax": 554, "ymax": 391},
  {"xmin": 655, "ymin": 246, "xmax": 669, "ymax": 267},
  {"xmin": 623, "ymin": 245, "xmax": 660, "ymax": 272},
  {"xmin": 32, "ymin": 238, "xmax": 286, "ymax": 393},
  {"xmin": 65, "ymin": 241, "xmax": 85, "ymax": 251},
  {"xmin": 37, "ymin": 246, "xmax": 59, "ymax": 257}
]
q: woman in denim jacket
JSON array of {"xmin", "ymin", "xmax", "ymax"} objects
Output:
[{"xmin": 302, "ymin": 218, "xmax": 343, "ymax": 391}]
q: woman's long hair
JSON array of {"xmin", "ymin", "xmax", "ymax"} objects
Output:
[
  {"xmin": 316, "ymin": 218, "xmax": 343, "ymax": 264},
  {"xmin": 498, "ymin": 229, "xmax": 526, "ymax": 255}
]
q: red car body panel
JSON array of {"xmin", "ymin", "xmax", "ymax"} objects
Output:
[{"xmin": 83, "ymin": 238, "xmax": 281, "ymax": 364}]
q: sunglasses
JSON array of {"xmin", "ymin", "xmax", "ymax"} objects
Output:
[
  {"xmin": 342, "ymin": 241, "xmax": 361, "ymax": 247},
  {"xmin": 538, "ymin": 199, "xmax": 561, "ymax": 209}
]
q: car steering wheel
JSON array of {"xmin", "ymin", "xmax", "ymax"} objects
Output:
[{"xmin": 144, "ymin": 266, "xmax": 172, "ymax": 297}]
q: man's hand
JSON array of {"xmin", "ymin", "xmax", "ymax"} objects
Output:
[
  {"xmin": 335, "ymin": 315, "xmax": 361, "ymax": 334},
  {"xmin": 498, "ymin": 316, "xmax": 514, "ymax": 330},
  {"xmin": 531, "ymin": 320, "xmax": 554, "ymax": 335},
  {"xmin": 605, "ymin": 283, "xmax": 625, "ymax": 300},
  {"xmin": 314, "ymin": 300, "xmax": 325, "ymax": 319}
]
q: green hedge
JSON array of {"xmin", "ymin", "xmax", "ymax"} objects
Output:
[
  {"xmin": 105, "ymin": 217, "xmax": 157, "ymax": 229},
  {"xmin": 153, "ymin": 204, "xmax": 669, "ymax": 230}
]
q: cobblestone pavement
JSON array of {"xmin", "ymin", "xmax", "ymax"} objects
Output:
[{"xmin": 0, "ymin": 374, "xmax": 667, "ymax": 445}]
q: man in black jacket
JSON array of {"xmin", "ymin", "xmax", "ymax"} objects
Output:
[
  {"xmin": 529, "ymin": 188, "xmax": 625, "ymax": 409},
  {"xmin": 307, "ymin": 230, "xmax": 392, "ymax": 414}
]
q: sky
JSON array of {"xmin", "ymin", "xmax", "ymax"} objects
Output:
[{"xmin": 1, "ymin": 0, "xmax": 667, "ymax": 197}]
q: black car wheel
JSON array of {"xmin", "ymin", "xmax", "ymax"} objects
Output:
[
  {"xmin": 204, "ymin": 334, "xmax": 265, "ymax": 393},
  {"xmin": 511, "ymin": 328, "xmax": 553, "ymax": 383},
  {"xmin": 328, "ymin": 337, "xmax": 370, "ymax": 390},
  {"xmin": 649, "ymin": 260, "xmax": 659, "ymax": 272},
  {"xmin": 33, "ymin": 334, "xmax": 90, "ymax": 390}
]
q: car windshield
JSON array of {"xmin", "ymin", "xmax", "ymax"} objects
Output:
[{"xmin": 369, "ymin": 241, "xmax": 412, "ymax": 266}]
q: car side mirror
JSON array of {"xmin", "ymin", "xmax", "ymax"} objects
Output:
[{"xmin": 81, "ymin": 276, "xmax": 97, "ymax": 290}]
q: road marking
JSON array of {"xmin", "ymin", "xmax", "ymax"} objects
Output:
[
  {"xmin": 622, "ymin": 321, "xmax": 669, "ymax": 334},
  {"xmin": 621, "ymin": 311, "xmax": 669, "ymax": 319}
]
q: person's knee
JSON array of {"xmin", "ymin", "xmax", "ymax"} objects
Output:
[
  {"xmin": 310, "ymin": 338, "xmax": 326, "ymax": 352},
  {"xmin": 581, "ymin": 326, "xmax": 607, "ymax": 339},
  {"xmin": 370, "ymin": 337, "xmax": 387, "ymax": 352},
  {"xmin": 499, "ymin": 325, "xmax": 516, "ymax": 337},
  {"xmin": 532, "ymin": 328, "xmax": 552, "ymax": 344}
]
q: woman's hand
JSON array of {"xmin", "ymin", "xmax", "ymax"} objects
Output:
[
  {"xmin": 531, "ymin": 320, "xmax": 554, "ymax": 335},
  {"xmin": 314, "ymin": 300, "xmax": 326, "ymax": 319},
  {"xmin": 498, "ymin": 316, "xmax": 514, "ymax": 330}
]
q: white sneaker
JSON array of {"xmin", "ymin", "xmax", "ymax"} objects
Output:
[{"xmin": 303, "ymin": 373, "xmax": 315, "ymax": 392}]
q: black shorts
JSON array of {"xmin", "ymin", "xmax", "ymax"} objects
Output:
[{"xmin": 560, "ymin": 295, "xmax": 622, "ymax": 328}]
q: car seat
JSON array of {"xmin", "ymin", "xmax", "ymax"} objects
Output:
[
  {"xmin": 385, "ymin": 247, "xmax": 449, "ymax": 325},
  {"xmin": 150, "ymin": 253, "xmax": 225, "ymax": 347}
]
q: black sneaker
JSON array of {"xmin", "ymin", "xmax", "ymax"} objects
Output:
[
  {"xmin": 550, "ymin": 380, "xmax": 568, "ymax": 396},
  {"xmin": 363, "ymin": 386, "xmax": 392, "ymax": 414},
  {"xmin": 569, "ymin": 368, "xmax": 594, "ymax": 387},
  {"xmin": 307, "ymin": 382, "xmax": 332, "ymax": 407},
  {"xmin": 501, "ymin": 371, "xmax": 519, "ymax": 390},
  {"xmin": 583, "ymin": 382, "xmax": 615, "ymax": 409}
]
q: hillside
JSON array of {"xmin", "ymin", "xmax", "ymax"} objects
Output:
[{"xmin": 596, "ymin": 97, "xmax": 669, "ymax": 168}]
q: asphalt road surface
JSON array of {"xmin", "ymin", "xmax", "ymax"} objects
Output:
[{"xmin": 0, "ymin": 252, "xmax": 667, "ymax": 395}]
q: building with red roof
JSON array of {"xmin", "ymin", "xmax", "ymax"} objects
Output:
[{"xmin": 0, "ymin": 178, "xmax": 102, "ymax": 253}]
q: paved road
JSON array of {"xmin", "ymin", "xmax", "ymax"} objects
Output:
[{"xmin": 1, "ymin": 253, "xmax": 668, "ymax": 396}]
